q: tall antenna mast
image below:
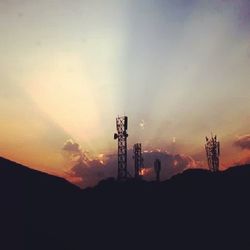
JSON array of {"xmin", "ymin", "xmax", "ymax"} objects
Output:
[
  {"xmin": 114, "ymin": 116, "xmax": 129, "ymax": 180},
  {"xmin": 205, "ymin": 134, "xmax": 220, "ymax": 172},
  {"xmin": 133, "ymin": 143, "xmax": 143, "ymax": 179}
]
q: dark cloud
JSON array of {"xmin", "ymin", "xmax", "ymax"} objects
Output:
[
  {"xmin": 64, "ymin": 143, "xmax": 201, "ymax": 188},
  {"xmin": 62, "ymin": 139, "xmax": 89, "ymax": 163},
  {"xmin": 234, "ymin": 134, "xmax": 250, "ymax": 150},
  {"xmin": 62, "ymin": 139, "xmax": 81, "ymax": 153},
  {"xmin": 141, "ymin": 150, "xmax": 200, "ymax": 181},
  {"xmin": 70, "ymin": 158, "xmax": 117, "ymax": 188}
]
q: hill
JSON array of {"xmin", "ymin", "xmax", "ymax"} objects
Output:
[{"xmin": 0, "ymin": 157, "xmax": 250, "ymax": 250}]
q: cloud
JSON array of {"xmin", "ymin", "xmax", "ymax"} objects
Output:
[
  {"xmin": 63, "ymin": 140, "xmax": 202, "ymax": 188},
  {"xmin": 62, "ymin": 139, "xmax": 81, "ymax": 153},
  {"xmin": 70, "ymin": 159, "xmax": 117, "ymax": 188},
  {"xmin": 233, "ymin": 134, "xmax": 250, "ymax": 150},
  {"xmin": 62, "ymin": 139, "xmax": 89, "ymax": 163},
  {"xmin": 141, "ymin": 150, "xmax": 201, "ymax": 181}
]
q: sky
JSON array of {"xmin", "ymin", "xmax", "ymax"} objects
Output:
[{"xmin": 0, "ymin": 0, "xmax": 250, "ymax": 188}]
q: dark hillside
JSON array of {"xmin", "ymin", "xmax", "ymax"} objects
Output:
[{"xmin": 1, "ymin": 157, "xmax": 250, "ymax": 250}]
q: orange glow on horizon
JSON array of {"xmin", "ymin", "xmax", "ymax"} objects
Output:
[{"xmin": 140, "ymin": 168, "xmax": 152, "ymax": 176}]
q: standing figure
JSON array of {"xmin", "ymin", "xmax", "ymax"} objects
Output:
[{"xmin": 154, "ymin": 159, "xmax": 161, "ymax": 182}]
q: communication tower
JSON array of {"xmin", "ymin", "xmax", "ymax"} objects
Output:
[
  {"xmin": 133, "ymin": 143, "xmax": 143, "ymax": 179},
  {"xmin": 114, "ymin": 116, "xmax": 129, "ymax": 180},
  {"xmin": 205, "ymin": 134, "xmax": 220, "ymax": 172}
]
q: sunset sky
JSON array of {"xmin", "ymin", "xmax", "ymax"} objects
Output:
[{"xmin": 0, "ymin": 0, "xmax": 250, "ymax": 187}]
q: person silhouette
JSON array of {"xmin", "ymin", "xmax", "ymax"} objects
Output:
[{"xmin": 154, "ymin": 159, "xmax": 161, "ymax": 182}]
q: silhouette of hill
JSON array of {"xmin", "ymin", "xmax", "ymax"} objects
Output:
[
  {"xmin": 1, "ymin": 156, "xmax": 250, "ymax": 250},
  {"xmin": 0, "ymin": 157, "xmax": 80, "ymax": 192},
  {"xmin": 0, "ymin": 157, "xmax": 80, "ymax": 250}
]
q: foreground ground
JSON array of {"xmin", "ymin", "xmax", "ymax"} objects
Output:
[{"xmin": 0, "ymin": 156, "xmax": 250, "ymax": 250}]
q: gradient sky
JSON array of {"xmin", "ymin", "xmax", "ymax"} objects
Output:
[{"xmin": 0, "ymin": 0, "xmax": 250, "ymax": 187}]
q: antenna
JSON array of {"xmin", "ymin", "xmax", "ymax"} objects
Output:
[
  {"xmin": 114, "ymin": 116, "xmax": 129, "ymax": 180},
  {"xmin": 154, "ymin": 159, "xmax": 161, "ymax": 182},
  {"xmin": 205, "ymin": 134, "xmax": 220, "ymax": 172},
  {"xmin": 133, "ymin": 143, "xmax": 143, "ymax": 179}
]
